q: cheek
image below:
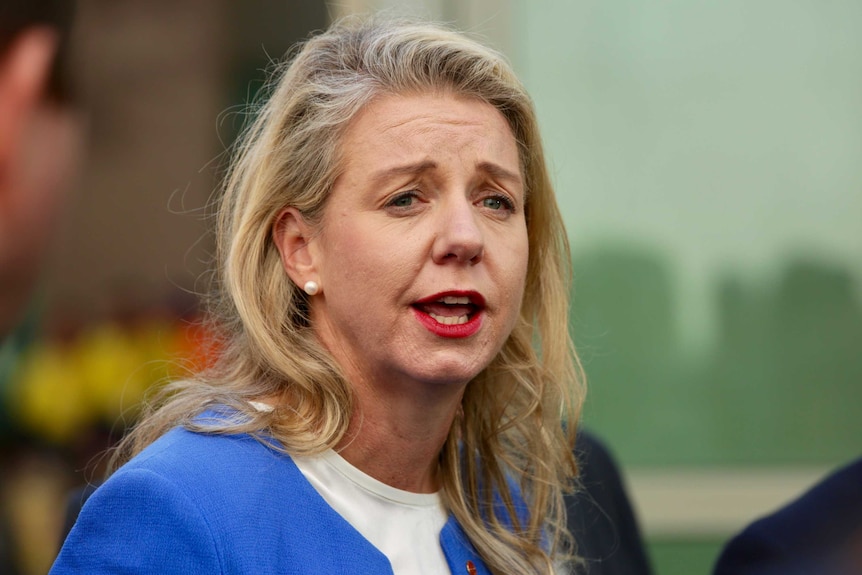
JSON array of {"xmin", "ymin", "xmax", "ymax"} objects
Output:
[
  {"xmin": 508, "ymin": 226, "xmax": 530, "ymax": 282},
  {"xmin": 507, "ymin": 264, "xmax": 529, "ymax": 317},
  {"xmin": 320, "ymin": 219, "xmax": 419, "ymax": 298},
  {"xmin": 495, "ymin": 233, "xmax": 529, "ymax": 322}
]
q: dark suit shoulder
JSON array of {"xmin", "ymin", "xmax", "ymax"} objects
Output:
[{"xmin": 714, "ymin": 457, "xmax": 862, "ymax": 575}]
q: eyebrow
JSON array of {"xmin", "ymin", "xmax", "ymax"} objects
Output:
[
  {"xmin": 476, "ymin": 161, "xmax": 523, "ymax": 187},
  {"xmin": 369, "ymin": 160, "xmax": 437, "ymax": 185},
  {"xmin": 369, "ymin": 160, "xmax": 523, "ymax": 188}
]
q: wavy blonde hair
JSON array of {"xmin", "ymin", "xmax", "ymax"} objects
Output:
[{"xmin": 115, "ymin": 15, "xmax": 584, "ymax": 575}]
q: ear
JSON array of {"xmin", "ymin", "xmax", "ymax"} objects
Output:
[
  {"xmin": 272, "ymin": 207, "xmax": 318, "ymax": 289},
  {"xmin": 0, "ymin": 28, "xmax": 58, "ymax": 167}
]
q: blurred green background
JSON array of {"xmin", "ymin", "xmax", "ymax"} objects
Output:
[
  {"xmin": 516, "ymin": 0, "xmax": 862, "ymax": 465},
  {"xmin": 514, "ymin": 0, "xmax": 862, "ymax": 572}
]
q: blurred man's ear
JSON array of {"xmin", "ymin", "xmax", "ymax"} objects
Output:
[
  {"xmin": 0, "ymin": 28, "xmax": 57, "ymax": 166},
  {"xmin": 0, "ymin": 27, "xmax": 79, "ymax": 338}
]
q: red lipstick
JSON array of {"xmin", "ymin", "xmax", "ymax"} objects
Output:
[{"xmin": 411, "ymin": 291, "xmax": 485, "ymax": 339}]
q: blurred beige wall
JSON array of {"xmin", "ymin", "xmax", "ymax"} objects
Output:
[
  {"xmin": 45, "ymin": 0, "xmax": 229, "ymax": 320},
  {"xmin": 328, "ymin": 0, "xmax": 514, "ymax": 55},
  {"xmin": 42, "ymin": 0, "xmax": 328, "ymax": 323}
]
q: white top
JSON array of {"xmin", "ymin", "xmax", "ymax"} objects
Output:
[{"xmin": 293, "ymin": 449, "xmax": 450, "ymax": 575}]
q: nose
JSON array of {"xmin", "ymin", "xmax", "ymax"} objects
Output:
[{"xmin": 431, "ymin": 197, "xmax": 484, "ymax": 265}]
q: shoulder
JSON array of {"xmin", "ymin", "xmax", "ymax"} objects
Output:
[
  {"xmin": 51, "ymin": 446, "xmax": 226, "ymax": 574},
  {"xmin": 53, "ymin": 426, "xmax": 395, "ymax": 574},
  {"xmin": 567, "ymin": 429, "xmax": 654, "ymax": 575},
  {"xmin": 572, "ymin": 429, "xmax": 630, "ymax": 513},
  {"xmin": 52, "ymin": 428, "xmax": 300, "ymax": 574},
  {"xmin": 713, "ymin": 457, "xmax": 862, "ymax": 575},
  {"xmin": 122, "ymin": 425, "xmax": 288, "ymax": 490},
  {"xmin": 103, "ymin": 426, "xmax": 319, "ymax": 531}
]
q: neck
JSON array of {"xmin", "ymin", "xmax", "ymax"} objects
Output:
[{"xmin": 336, "ymin": 374, "xmax": 464, "ymax": 493}]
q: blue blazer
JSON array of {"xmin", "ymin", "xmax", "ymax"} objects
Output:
[{"xmin": 50, "ymin": 426, "xmax": 493, "ymax": 574}]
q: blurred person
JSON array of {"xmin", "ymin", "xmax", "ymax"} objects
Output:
[
  {"xmin": 0, "ymin": 2, "xmax": 77, "ymax": 573},
  {"xmin": 713, "ymin": 456, "xmax": 862, "ymax": 575},
  {"xmin": 0, "ymin": 0, "xmax": 79, "ymax": 340},
  {"xmin": 566, "ymin": 430, "xmax": 653, "ymax": 575},
  {"xmin": 52, "ymin": 15, "xmax": 584, "ymax": 575}
]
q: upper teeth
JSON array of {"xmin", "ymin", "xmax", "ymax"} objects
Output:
[
  {"xmin": 440, "ymin": 296, "xmax": 470, "ymax": 305},
  {"xmin": 429, "ymin": 313, "xmax": 469, "ymax": 325}
]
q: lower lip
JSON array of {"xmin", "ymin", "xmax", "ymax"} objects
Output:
[{"xmin": 412, "ymin": 308, "xmax": 483, "ymax": 338}]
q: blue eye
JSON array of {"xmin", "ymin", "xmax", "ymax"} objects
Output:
[
  {"xmin": 391, "ymin": 194, "xmax": 415, "ymax": 208},
  {"xmin": 482, "ymin": 195, "xmax": 514, "ymax": 211},
  {"xmin": 384, "ymin": 191, "xmax": 423, "ymax": 215}
]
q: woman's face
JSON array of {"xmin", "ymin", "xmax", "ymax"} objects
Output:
[{"xmin": 307, "ymin": 92, "xmax": 528, "ymax": 390}]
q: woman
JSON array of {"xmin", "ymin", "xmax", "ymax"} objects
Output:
[{"xmin": 51, "ymin": 15, "xmax": 583, "ymax": 575}]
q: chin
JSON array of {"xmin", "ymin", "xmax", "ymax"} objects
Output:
[{"xmin": 407, "ymin": 355, "xmax": 489, "ymax": 388}]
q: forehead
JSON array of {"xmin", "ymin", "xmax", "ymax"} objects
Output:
[
  {"xmin": 360, "ymin": 90, "xmax": 501, "ymax": 121},
  {"xmin": 335, "ymin": 91, "xmax": 521, "ymax": 177}
]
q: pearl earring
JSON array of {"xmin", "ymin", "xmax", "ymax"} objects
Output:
[{"xmin": 303, "ymin": 281, "xmax": 319, "ymax": 296}]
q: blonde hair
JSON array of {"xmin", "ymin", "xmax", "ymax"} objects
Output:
[{"xmin": 115, "ymin": 15, "xmax": 584, "ymax": 575}]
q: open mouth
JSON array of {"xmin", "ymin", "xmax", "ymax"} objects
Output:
[
  {"xmin": 412, "ymin": 292, "xmax": 485, "ymax": 327},
  {"xmin": 419, "ymin": 295, "xmax": 476, "ymax": 325}
]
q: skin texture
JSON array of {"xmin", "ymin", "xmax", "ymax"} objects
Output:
[
  {"xmin": 0, "ymin": 28, "xmax": 80, "ymax": 337},
  {"xmin": 274, "ymin": 92, "xmax": 529, "ymax": 492}
]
